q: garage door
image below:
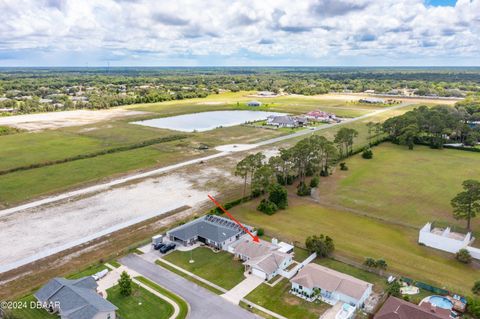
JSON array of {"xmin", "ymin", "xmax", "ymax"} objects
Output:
[{"xmin": 252, "ymin": 268, "xmax": 267, "ymax": 280}]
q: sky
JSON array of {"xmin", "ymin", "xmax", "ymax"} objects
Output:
[{"xmin": 0, "ymin": 0, "xmax": 479, "ymax": 67}]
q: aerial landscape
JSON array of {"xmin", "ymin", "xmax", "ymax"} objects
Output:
[{"xmin": 0, "ymin": 1, "xmax": 480, "ymax": 319}]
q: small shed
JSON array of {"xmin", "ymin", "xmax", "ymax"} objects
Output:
[{"xmin": 247, "ymin": 100, "xmax": 262, "ymax": 107}]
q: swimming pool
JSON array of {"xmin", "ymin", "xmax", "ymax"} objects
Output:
[
  {"xmin": 427, "ymin": 296, "xmax": 454, "ymax": 310},
  {"xmin": 131, "ymin": 110, "xmax": 285, "ymax": 132}
]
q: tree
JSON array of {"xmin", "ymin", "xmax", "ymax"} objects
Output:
[
  {"xmin": 310, "ymin": 176, "xmax": 319, "ymax": 188},
  {"xmin": 362, "ymin": 148, "xmax": 373, "ymax": 159},
  {"xmin": 375, "ymin": 258, "xmax": 388, "ymax": 275},
  {"xmin": 235, "ymin": 157, "xmax": 250, "ymax": 198},
  {"xmin": 252, "ymin": 164, "xmax": 275, "ymax": 196},
  {"xmin": 297, "ymin": 181, "xmax": 311, "ymax": 196},
  {"xmin": 305, "ymin": 234, "xmax": 334, "ymax": 258},
  {"xmin": 467, "ymin": 297, "xmax": 480, "ymax": 319},
  {"xmin": 334, "ymin": 128, "xmax": 359, "ymax": 157},
  {"xmin": 451, "ymin": 180, "xmax": 480, "ymax": 230},
  {"xmin": 456, "ymin": 248, "xmax": 472, "ymax": 264},
  {"xmin": 399, "ymin": 124, "xmax": 419, "ymax": 150},
  {"xmin": 268, "ymin": 183, "xmax": 288, "ymax": 209},
  {"xmin": 472, "ymin": 281, "xmax": 480, "ymax": 295},
  {"xmin": 363, "ymin": 257, "xmax": 377, "ymax": 268},
  {"xmin": 366, "ymin": 121, "xmax": 375, "ymax": 146},
  {"xmin": 386, "ymin": 280, "xmax": 402, "ymax": 297},
  {"xmin": 257, "ymin": 199, "xmax": 278, "ymax": 215},
  {"xmin": 118, "ymin": 271, "xmax": 133, "ymax": 296}
]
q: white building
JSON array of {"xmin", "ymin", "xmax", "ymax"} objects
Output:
[
  {"xmin": 419, "ymin": 222, "xmax": 480, "ymax": 259},
  {"xmin": 290, "ymin": 263, "xmax": 372, "ymax": 308}
]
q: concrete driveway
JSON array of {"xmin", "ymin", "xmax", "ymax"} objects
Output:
[
  {"xmin": 120, "ymin": 254, "xmax": 259, "ymax": 319},
  {"xmin": 222, "ymin": 274, "xmax": 264, "ymax": 304}
]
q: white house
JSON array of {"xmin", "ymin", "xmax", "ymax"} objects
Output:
[
  {"xmin": 230, "ymin": 237, "xmax": 293, "ymax": 280},
  {"xmin": 290, "ymin": 263, "xmax": 372, "ymax": 308},
  {"xmin": 419, "ymin": 222, "xmax": 480, "ymax": 259}
]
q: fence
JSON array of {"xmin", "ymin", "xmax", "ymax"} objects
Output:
[{"xmin": 401, "ymin": 277, "xmax": 449, "ymax": 295}]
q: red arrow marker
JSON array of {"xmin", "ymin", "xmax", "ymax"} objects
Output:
[{"xmin": 208, "ymin": 194, "xmax": 260, "ymax": 243}]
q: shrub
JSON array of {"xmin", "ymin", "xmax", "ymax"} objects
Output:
[
  {"xmin": 473, "ymin": 281, "xmax": 480, "ymax": 295},
  {"xmin": 456, "ymin": 248, "xmax": 472, "ymax": 264},
  {"xmin": 297, "ymin": 181, "xmax": 311, "ymax": 196},
  {"xmin": 386, "ymin": 280, "xmax": 401, "ymax": 297},
  {"xmin": 364, "ymin": 257, "xmax": 377, "ymax": 268},
  {"xmin": 467, "ymin": 297, "xmax": 480, "ymax": 318},
  {"xmin": 269, "ymin": 183, "xmax": 288, "ymax": 209},
  {"xmin": 257, "ymin": 199, "xmax": 278, "ymax": 215},
  {"xmin": 340, "ymin": 162, "xmax": 348, "ymax": 171},
  {"xmin": 310, "ymin": 176, "xmax": 319, "ymax": 188},
  {"xmin": 257, "ymin": 228, "xmax": 264, "ymax": 236},
  {"xmin": 305, "ymin": 234, "xmax": 335, "ymax": 258},
  {"xmin": 118, "ymin": 271, "xmax": 133, "ymax": 296},
  {"xmin": 362, "ymin": 148, "xmax": 373, "ymax": 159}
]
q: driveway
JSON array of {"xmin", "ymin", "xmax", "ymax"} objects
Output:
[
  {"xmin": 120, "ymin": 254, "xmax": 259, "ymax": 319},
  {"xmin": 222, "ymin": 274, "xmax": 264, "ymax": 304}
]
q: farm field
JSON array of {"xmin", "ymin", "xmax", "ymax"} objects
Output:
[
  {"xmin": 230, "ymin": 196, "xmax": 478, "ymax": 295},
  {"xmin": 162, "ymin": 247, "xmax": 246, "ymax": 290},
  {"xmin": 315, "ymin": 143, "xmax": 480, "ymax": 231}
]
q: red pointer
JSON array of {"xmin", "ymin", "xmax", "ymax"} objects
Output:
[{"xmin": 208, "ymin": 195, "xmax": 260, "ymax": 243}]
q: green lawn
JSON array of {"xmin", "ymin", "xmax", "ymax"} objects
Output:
[
  {"xmin": 162, "ymin": 247, "xmax": 245, "ymax": 290},
  {"xmin": 316, "ymin": 143, "xmax": 480, "ymax": 230},
  {"xmin": 230, "ymin": 197, "xmax": 478, "ymax": 295},
  {"xmin": 10, "ymin": 295, "xmax": 55, "ymax": 319},
  {"xmin": 67, "ymin": 262, "xmax": 108, "ymax": 279},
  {"xmin": 107, "ymin": 283, "xmax": 174, "ymax": 319},
  {"xmin": 245, "ymin": 279, "xmax": 330, "ymax": 319},
  {"xmin": 135, "ymin": 276, "xmax": 189, "ymax": 319}
]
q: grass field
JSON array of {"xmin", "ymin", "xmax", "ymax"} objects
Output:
[
  {"xmin": 135, "ymin": 276, "xmax": 189, "ymax": 319},
  {"xmin": 9, "ymin": 295, "xmax": 55, "ymax": 319},
  {"xmin": 107, "ymin": 283, "xmax": 174, "ymax": 319},
  {"xmin": 162, "ymin": 247, "xmax": 245, "ymax": 290},
  {"xmin": 316, "ymin": 143, "xmax": 480, "ymax": 231},
  {"xmin": 230, "ymin": 196, "xmax": 478, "ymax": 295},
  {"xmin": 245, "ymin": 279, "xmax": 330, "ymax": 319}
]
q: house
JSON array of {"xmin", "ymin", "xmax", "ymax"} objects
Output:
[
  {"xmin": 35, "ymin": 276, "xmax": 117, "ymax": 319},
  {"xmin": 230, "ymin": 237, "xmax": 293, "ymax": 280},
  {"xmin": 364, "ymin": 90, "xmax": 375, "ymax": 94},
  {"xmin": 266, "ymin": 115, "xmax": 307, "ymax": 128},
  {"xmin": 419, "ymin": 222, "xmax": 480, "ymax": 259},
  {"xmin": 374, "ymin": 296, "xmax": 451, "ymax": 319},
  {"xmin": 247, "ymin": 100, "xmax": 262, "ymax": 107},
  {"xmin": 305, "ymin": 110, "xmax": 338, "ymax": 123},
  {"xmin": 290, "ymin": 263, "xmax": 372, "ymax": 308},
  {"xmin": 359, "ymin": 98, "xmax": 385, "ymax": 104},
  {"xmin": 167, "ymin": 215, "xmax": 253, "ymax": 250}
]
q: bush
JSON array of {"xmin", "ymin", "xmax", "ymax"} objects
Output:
[
  {"xmin": 305, "ymin": 234, "xmax": 335, "ymax": 257},
  {"xmin": 456, "ymin": 248, "xmax": 472, "ymax": 264},
  {"xmin": 386, "ymin": 280, "xmax": 402, "ymax": 297},
  {"xmin": 297, "ymin": 181, "xmax": 311, "ymax": 196},
  {"xmin": 362, "ymin": 148, "xmax": 373, "ymax": 159},
  {"xmin": 268, "ymin": 183, "xmax": 288, "ymax": 209},
  {"xmin": 473, "ymin": 281, "xmax": 480, "ymax": 295},
  {"xmin": 340, "ymin": 162, "xmax": 348, "ymax": 171},
  {"xmin": 310, "ymin": 176, "xmax": 319, "ymax": 188},
  {"xmin": 257, "ymin": 228, "xmax": 264, "ymax": 236},
  {"xmin": 257, "ymin": 199, "xmax": 278, "ymax": 215}
]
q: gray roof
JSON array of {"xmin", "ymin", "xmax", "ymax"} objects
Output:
[
  {"xmin": 35, "ymin": 276, "xmax": 117, "ymax": 319},
  {"xmin": 168, "ymin": 215, "xmax": 250, "ymax": 243},
  {"xmin": 269, "ymin": 115, "xmax": 296, "ymax": 125}
]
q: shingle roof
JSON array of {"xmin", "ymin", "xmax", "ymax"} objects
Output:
[
  {"xmin": 168, "ymin": 215, "xmax": 250, "ymax": 243},
  {"xmin": 291, "ymin": 263, "xmax": 371, "ymax": 300},
  {"xmin": 231, "ymin": 238, "xmax": 278, "ymax": 259},
  {"xmin": 374, "ymin": 296, "xmax": 451, "ymax": 319},
  {"xmin": 35, "ymin": 276, "xmax": 117, "ymax": 319},
  {"xmin": 244, "ymin": 251, "xmax": 290, "ymax": 274}
]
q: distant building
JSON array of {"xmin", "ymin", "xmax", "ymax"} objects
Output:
[
  {"xmin": 167, "ymin": 215, "xmax": 253, "ymax": 250},
  {"xmin": 266, "ymin": 115, "xmax": 308, "ymax": 128},
  {"xmin": 306, "ymin": 110, "xmax": 339, "ymax": 123},
  {"xmin": 39, "ymin": 98, "xmax": 53, "ymax": 104},
  {"xmin": 364, "ymin": 90, "xmax": 375, "ymax": 94},
  {"xmin": 257, "ymin": 91, "xmax": 276, "ymax": 97},
  {"xmin": 374, "ymin": 296, "xmax": 450, "ymax": 319},
  {"xmin": 290, "ymin": 263, "xmax": 372, "ymax": 308},
  {"xmin": 359, "ymin": 98, "xmax": 385, "ymax": 104},
  {"xmin": 35, "ymin": 276, "xmax": 117, "ymax": 319},
  {"xmin": 247, "ymin": 100, "xmax": 262, "ymax": 107}
]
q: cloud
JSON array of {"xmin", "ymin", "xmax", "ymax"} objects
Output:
[{"xmin": 0, "ymin": 0, "xmax": 478, "ymax": 66}]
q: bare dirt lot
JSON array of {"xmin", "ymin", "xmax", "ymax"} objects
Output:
[{"xmin": 0, "ymin": 108, "xmax": 149, "ymax": 131}]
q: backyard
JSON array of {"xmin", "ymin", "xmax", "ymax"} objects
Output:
[{"xmin": 161, "ymin": 246, "xmax": 246, "ymax": 290}]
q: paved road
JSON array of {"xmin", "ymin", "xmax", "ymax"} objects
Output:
[
  {"xmin": 120, "ymin": 254, "xmax": 259, "ymax": 319},
  {"xmin": 0, "ymin": 101, "xmax": 412, "ymax": 218}
]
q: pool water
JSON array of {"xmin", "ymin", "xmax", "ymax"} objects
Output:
[
  {"xmin": 428, "ymin": 296, "xmax": 454, "ymax": 309},
  {"xmin": 131, "ymin": 110, "xmax": 285, "ymax": 132}
]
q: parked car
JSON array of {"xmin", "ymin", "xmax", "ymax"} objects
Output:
[
  {"xmin": 154, "ymin": 243, "xmax": 166, "ymax": 250},
  {"xmin": 159, "ymin": 243, "xmax": 176, "ymax": 254}
]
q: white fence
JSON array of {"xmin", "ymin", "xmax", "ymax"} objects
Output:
[{"xmin": 280, "ymin": 252, "xmax": 317, "ymax": 279}]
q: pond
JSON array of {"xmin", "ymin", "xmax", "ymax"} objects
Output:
[{"xmin": 131, "ymin": 110, "xmax": 286, "ymax": 132}]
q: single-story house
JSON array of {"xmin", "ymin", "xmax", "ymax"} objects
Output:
[
  {"xmin": 374, "ymin": 296, "xmax": 451, "ymax": 319},
  {"xmin": 35, "ymin": 276, "xmax": 117, "ymax": 319},
  {"xmin": 359, "ymin": 98, "xmax": 385, "ymax": 104},
  {"xmin": 247, "ymin": 100, "xmax": 262, "ymax": 107},
  {"xmin": 266, "ymin": 115, "xmax": 307, "ymax": 128},
  {"xmin": 305, "ymin": 110, "xmax": 338, "ymax": 123},
  {"xmin": 290, "ymin": 263, "xmax": 372, "ymax": 308},
  {"xmin": 230, "ymin": 237, "xmax": 293, "ymax": 280},
  {"xmin": 167, "ymin": 215, "xmax": 253, "ymax": 250}
]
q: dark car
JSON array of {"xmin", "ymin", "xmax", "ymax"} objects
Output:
[
  {"xmin": 153, "ymin": 243, "xmax": 165, "ymax": 250},
  {"xmin": 159, "ymin": 243, "xmax": 176, "ymax": 254}
]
